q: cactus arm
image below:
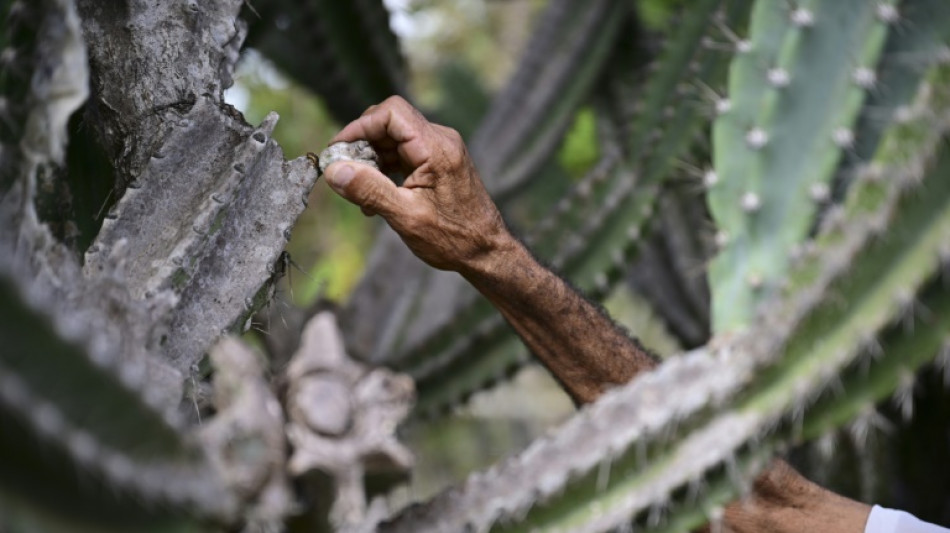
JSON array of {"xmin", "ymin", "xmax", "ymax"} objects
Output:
[
  {"xmin": 0, "ymin": 265, "xmax": 238, "ymax": 527},
  {"xmin": 470, "ymin": 0, "xmax": 628, "ymax": 200},
  {"xmin": 708, "ymin": 0, "xmax": 902, "ymax": 333}
]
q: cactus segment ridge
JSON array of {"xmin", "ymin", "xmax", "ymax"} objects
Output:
[
  {"xmin": 472, "ymin": 0, "xmax": 628, "ymax": 201},
  {"xmin": 0, "ymin": 265, "xmax": 238, "ymax": 523},
  {"xmin": 375, "ymin": 70, "xmax": 950, "ymax": 532}
]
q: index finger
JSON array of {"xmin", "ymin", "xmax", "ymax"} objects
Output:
[{"xmin": 331, "ymin": 96, "xmax": 432, "ymax": 170}]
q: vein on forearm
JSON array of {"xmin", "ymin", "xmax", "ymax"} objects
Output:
[{"xmin": 462, "ymin": 238, "xmax": 659, "ymax": 405}]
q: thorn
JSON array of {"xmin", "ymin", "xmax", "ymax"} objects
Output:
[
  {"xmin": 790, "ymin": 8, "xmax": 815, "ymax": 27},
  {"xmin": 704, "ymin": 170, "xmax": 719, "ymax": 188},
  {"xmin": 714, "ymin": 230, "xmax": 730, "ymax": 248},
  {"xmin": 893, "ymin": 105, "xmax": 915, "ymax": 124},
  {"xmin": 716, "ymin": 98, "xmax": 732, "ymax": 115},
  {"xmin": 815, "ymin": 432, "xmax": 836, "ymax": 460},
  {"xmin": 740, "ymin": 191, "xmax": 761, "ymax": 212},
  {"xmin": 626, "ymin": 226, "xmax": 641, "ymax": 241},
  {"xmin": 32, "ymin": 402, "xmax": 64, "ymax": 437},
  {"xmin": 876, "ymin": 3, "xmax": 899, "ymax": 23},
  {"xmin": 894, "ymin": 370, "xmax": 916, "ymax": 420},
  {"xmin": 594, "ymin": 273, "xmax": 609, "ymax": 293},
  {"xmin": 809, "ymin": 182, "xmax": 831, "ymax": 202},
  {"xmin": 708, "ymin": 506, "xmax": 726, "ymax": 533},
  {"xmin": 745, "ymin": 128, "xmax": 769, "ymax": 149},
  {"xmin": 647, "ymin": 502, "xmax": 665, "ymax": 528},
  {"xmin": 849, "ymin": 405, "xmax": 892, "ymax": 446},
  {"xmin": 67, "ymin": 430, "xmax": 99, "ymax": 463},
  {"xmin": 767, "ymin": 68, "xmax": 791, "ymax": 88},
  {"xmin": 852, "ymin": 67, "xmax": 877, "ymax": 89},
  {"xmin": 832, "ymin": 127, "xmax": 855, "ymax": 148}
]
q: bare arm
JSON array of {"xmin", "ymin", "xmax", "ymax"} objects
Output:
[{"xmin": 323, "ymin": 96, "xmax": 871, "ymax": 533}]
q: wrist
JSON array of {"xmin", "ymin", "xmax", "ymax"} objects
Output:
[{"xmin": 458, "ymin": 230, "xmax": 527, "ymax": 288}]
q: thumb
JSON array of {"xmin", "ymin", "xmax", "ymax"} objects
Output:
[{"xmin": 325, "ymin": 162, "xmax": 402, "ymax": 218}]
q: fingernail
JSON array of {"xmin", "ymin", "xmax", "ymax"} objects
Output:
[{"xmin": 326, "ymin": 163, "xmax": 355, "ymax": 189}]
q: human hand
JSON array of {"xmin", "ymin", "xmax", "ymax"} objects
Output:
[{"xmin": 323, "ymin": 96, "xmax": 512, "ymax": 274}]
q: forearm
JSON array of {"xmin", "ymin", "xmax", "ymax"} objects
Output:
[
  {"xmin": 459, "ymin": 232, "xmax": 659, "ymax": 404},
  {"xmin": 461, "ymin": 236, "xmax": 871, "ymax": 533}
]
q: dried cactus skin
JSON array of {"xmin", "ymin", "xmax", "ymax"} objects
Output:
[{"xmin": 75, "ymin": 0, "xmax": 318, "ymax": 372}]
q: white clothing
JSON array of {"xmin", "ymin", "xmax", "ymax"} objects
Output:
[{"xmin": 865, "ymin": 505, "xmax": 950, "ymax": 533}]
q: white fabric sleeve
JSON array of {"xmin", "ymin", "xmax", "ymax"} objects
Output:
[{"xmin": 864, "ymin": 505, "xmax": 950, "ymax": 533}]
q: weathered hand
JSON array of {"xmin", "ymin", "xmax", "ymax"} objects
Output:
[{"xmin": 324, "ymin": 96, "xmax": 511, "ymax": 274}]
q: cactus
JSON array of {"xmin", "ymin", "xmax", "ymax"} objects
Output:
[{"xmin": 4, "ymin": 0, "xmax": 950, "ymax": 531}]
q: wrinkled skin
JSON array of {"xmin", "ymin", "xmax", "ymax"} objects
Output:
[{"xmin": 323, "ymin": 96, "xmax": 872, "ymax": 533}]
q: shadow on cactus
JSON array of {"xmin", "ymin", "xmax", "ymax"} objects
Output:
[{"xmin": 1, "ymin": 0, "xmax": 949, "ymax": 532}]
